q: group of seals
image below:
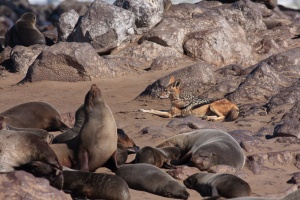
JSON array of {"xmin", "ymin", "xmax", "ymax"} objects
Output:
[
  {"xmin": 184, "ymin": 172, "xmax": 251, "ymax": 198},
  {"xmin": 157, "ymin": 129, "xmax": 245, "ymax": 171},
  {"xmin": 5, "ymin": 12, "xmax": 46, "ymax": 47},
  {"xmin": 0, "ymin": 130, "xmax": 63, "ymax": 189}
]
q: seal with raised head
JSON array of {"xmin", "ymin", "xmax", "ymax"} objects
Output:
[
  {"xmin": 0, "ymin": 130, "xmax": 63, "ymax": 189},
  {"xmin": 5, "ymin": 12, "xmax": 46, "ymax": 48},
  {"xmin": 184, "ymin": 172, "xmax": 251, "ymax": 198},
  {"xmin": 115, "ymin": 163, "xmax": 190, "ymax": 199},
  {"xmin": 157, "ymin": 129, "xmax": 245, "ymax": 171},
  {"xmin": 0, "ymin": 101, "xmax": 69, "ymax": 132},
  {"xmin": 77, "ymin": 84, "xmax": 118, "ymax": 172},
  {"xmin": 133, "ymin": 146, "xmax": 181, "ymax": 168},
  {"xmin": 63, "ymin": 169, "xmax": 130, "ymax": 200}
]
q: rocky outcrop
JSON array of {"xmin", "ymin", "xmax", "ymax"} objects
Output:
[
  {"xmin": 0, "ymin": 171, "xmax": 71, "ymax": 200},
  {"xmin": 69, "ymin": 0, "xmax": 136, "ymax": 54},
  {"xmin": 20, "ymin": 42, "xmax": 126, "ymax": 83}
]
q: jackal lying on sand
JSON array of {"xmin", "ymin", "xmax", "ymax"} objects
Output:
[{"xmin": 139, "ymin": 76, "xmax": 239, "ymax": 121}]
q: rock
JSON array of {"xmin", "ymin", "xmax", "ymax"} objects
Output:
[
  {"xmin": 265, "ymin": 79, "xmax": 300, "ymax": 114},
  {"xmin": 57, "ymin": 9, "xmax": 79, "ymax": 42},
  {"xmin": 147, "ymin": 56, "xmax": 193, "ymax": 71},
  {"xmin": 229, "ymin": 130, "xmax": 262, "ymax": 152},
  {"xmin": 274, "ymin": 120, "xmax": 300, "ymax": 138},
  {"xmin": 251, "ymin": 0, "xmax": 278, "ymax": 9},
  {"xmin": 49, "ymin": 0, "xmax": 91, "ymax": 24},
  {"xmin": 167, "ymin": 166, "xmax": 200, "ymax": 180},
  {"xmin": 109, "ymin": 40, "xmax": 184, "ymax": 66},
  {"xmin": 288, "ymin": 172, "xmax": 300, "ymax": 184},
  {"xmin": 137, "ymin": 61, "xmax": 216, "ymax": 99},
  {"xmin": 69, "ymin": 0, "xmax": 136, "ymax": 54},
  {"xmin": 114, "ymin": 0, "xmax": 164, "ymax": 33},
  {"xmin": 0, "ymin": 171, "xmax": 71, "ymax": 200},
  {"xmin": 10, "ymin": 44, "xmax": 48, "ymax": 74},
  {"xmin": 19, "ymin": 42, "xmax": 125, "ymax": 83},
  {"xmin": 227, "ymin": 51, "xmax": 300, "ymax": 104},
  {"xmin": 207, "ymin": 165, "xmax": 238, "ymax": 174}
]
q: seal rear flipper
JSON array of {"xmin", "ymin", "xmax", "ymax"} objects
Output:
[
  {"xmin": 171, "ymin": 152, "xmax": 192, "ymax": 165},
  {"xmin": 103, "ymin": 150, "xmax": 119, "ymax": 172}
]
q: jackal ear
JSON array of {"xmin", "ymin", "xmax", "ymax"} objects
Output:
[
  {"xmin": 168, "ymin": 76, "xmax": 176, "ymax": 85},
  {"xmin": 174, "ymin": 79, "xmax": 181, "ymax": 87}
]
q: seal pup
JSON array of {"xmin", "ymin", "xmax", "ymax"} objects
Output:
[
  {"xmin": 0, "ymin": 101, "xmax": 69, "ymax": 132},
  {"xmin": 63, "ymin": 170, "xmax": 130, "ymax": 200},
  {"xmin": 0, "ymin": 116, "xmax": 53, "ymax": 143},
  {"xmin": 115, "ymin": 163, "xmax": 190, "ymax": 199},
  {"xmin": 0, "ymin": 130, "xmax": 63, "ymax": 189},
  {"xmin": 50, "ymin": 143, "xmax": 75, "ymax": 168},
  {"xmin": 157, "ymin": 129, "xmax": 245, "ymax": 171},
  {"xmin": 184, "ymin": 172, "xmax": 251, "ymax": 198},
  {"xmin": 77, "ymin": 84, "xmax": 118, "ymax": 172},
  {"xmin": 5, "ymin": 12, "xmax": 46, "ymax": 48},
  {"xmin": 133, "ymin": 146, "xmax": 181, "ymax": 168}
]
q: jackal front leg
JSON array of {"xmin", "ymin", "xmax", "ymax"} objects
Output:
[{"xmin": 139, "ymin": 109, "xmax": 172, "ymax": 118}]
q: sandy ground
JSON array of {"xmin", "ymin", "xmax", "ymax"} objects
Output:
[{"xmin": 0, "ymin": 67, "xmax": 298, "ymax": 200}]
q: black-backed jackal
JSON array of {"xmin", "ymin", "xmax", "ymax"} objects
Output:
[{"xmin": 139, "ymin": 76, "xmax": 239, "ymax": 121}]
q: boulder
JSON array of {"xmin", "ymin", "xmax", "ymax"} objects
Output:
[
  {"xmin": 57, "ymin": 9, "xmax": 79, "ymax": 42},
  {"xmin": 69, "ymin": 0, "xmax": 136, "ymax": 54},
  {"xmin": 19, "ymin": 42, "xmax": 126, "ymax": 83},
  {"xmin": 114, "ymin": 0, "xmax": 165, "ymax": 33},
  {"xmin": 0, "ymin": 171, "xmax": 71, "ymax": 200}
]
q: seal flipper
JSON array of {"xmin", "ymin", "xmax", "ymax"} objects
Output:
[
  {"xmin": 171, "ymin": 152, "xmax": 192, "ymax": 165},
  {"xmin": 78, "ymin": 147, "xmax": 89, "ymax": 171},
  {"xmin": 103, "ymin": 150, "xmax": 119, "ymax": 172}
]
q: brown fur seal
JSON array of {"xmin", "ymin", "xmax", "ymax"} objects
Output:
[
  {"xmin": 77, "ymin": 84, "xmax": 118, "ymax": 172},
  {"xmin": 115, "ymin": 163, "xmax": 190, "ymax": 199},
  {"xmin": 184, "ymin": 172, "xmax": 251, "ymax": 198},
  {"xmin": 157, "ymin": 129, "xmax": 245, "ymax": 171},
  {"xmin": 5, "ymin": 12, "xmax": 46, "ymax": 48},
  {"xmin": 63, "ymin": 170, "xmax": 130, "ymax": 200},
  {"xmin": 50, "ymin": 143, "xmax": 75, "ymax": 168},
  {"xmin": 0, "ymin": 116, "xmax": 54, "ymax": 143},
  {"xmin": 133, "ymin": 146, "xmax": 181, "ymax": 168},
  {"xmin": 0, "ymin": 130, "xmax": 63, "ymax": 189},
  {"xmin": 0, "ymin": 101, "xmax": 69, "ymax": 132}
]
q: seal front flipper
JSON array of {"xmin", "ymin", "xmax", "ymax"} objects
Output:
[
  {"xmin": 103, "ymin": 150, "xmax": 119, "ymax": 172},
  {"xmin": 77, "ymin": 147, "xmax": 89, "ymax": 171},
  {"xmin": 171, "ymin": 152, "xmax": 192, "ymax": 165}
]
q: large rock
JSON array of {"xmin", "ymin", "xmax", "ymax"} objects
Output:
[
  {"xmin": 114, "ymin": 0, "xmax": 165, "ymax": 33},
  {"xmin": 10, "ymin": 44, "xmax": 48, "ymax": 74},
  {"xmin": 0, "ymin": 171, "xmax": 71, "ymax": 200},
  {"xmin": 228, "ymin": 47, "xmax": 300, "ymax": 104},
  {"xmin": 57, "ymin": 9, "xmax": 79, "ymax": 42},
  {"xmin": 138, "ymin": 61, "xmax": 216, "ymax": 98},
  {"xmin": 20, "ymin": 42, "xmax": 125, "ymax": 83},
  {"xmin": 69, "ymin": 0, "xmax": 136, "ymax": 54}
]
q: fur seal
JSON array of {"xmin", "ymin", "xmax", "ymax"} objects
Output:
[
  {"xmin": 157, "ymin": 129, "xmax": 245, "ymax": 171},
  {"xmin": 184, "ymin": 172, "xmax": 251, "ymax": 198},
  {"xmin": 77, "ymin": 84, "xmax": 118, "ymax": 172},
  {"xmin": 133, "ymin": 146, "xmax": 181, "ymax": 168},
  {"xmin": 0, "ymin": 116, "xmax": 54, "ymax": 143},
  {"xmin": 5, "ymin": 12, "xmax": 46, "ymax": 48},
  {"xmin": 50, "ymin": 143, "xmax": 75, "ymax": 168},
  {"xmin": 115, "ymin": 163, "xmax": 190, "ymax": 199},
  {"xmin": 0, "ymin": 102, "xmax": 69, "ymax": 132},
  {"xmin": 63, "ymin": 170, "xmax": 130, "ymax": 200},
  {"xmin": 0, "ymin": 130, "xmax": 63, "ymax": 189}
]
